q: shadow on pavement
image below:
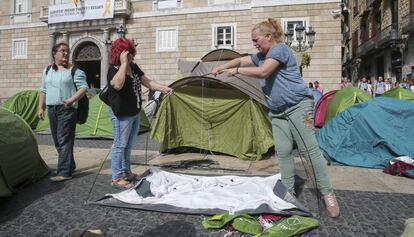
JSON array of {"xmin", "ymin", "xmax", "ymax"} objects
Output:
[
  {"xmin": 143, "ymin": 221, "xmax": 197, "ymax": 237},
  {"xmin": 0, "ymin": 175, "xmax": 64, "ymax": 224}
]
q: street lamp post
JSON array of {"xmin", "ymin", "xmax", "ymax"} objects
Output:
[
  {"xmin": 284, "ymin": 23, "xmax": 316, "ymax": 76},
  {"xmin": 284, "ymin": 24, "xmax": 316, "ymax": 52}
]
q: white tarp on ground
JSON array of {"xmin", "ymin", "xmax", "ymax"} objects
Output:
[{"xmin": 102, "ymin": 168, "xmax": 310, "ymax": 215}]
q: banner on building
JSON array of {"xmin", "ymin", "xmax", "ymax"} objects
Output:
[{"xmin": 48, "ymin": 0, "xmax": 114, "ymax": 24}]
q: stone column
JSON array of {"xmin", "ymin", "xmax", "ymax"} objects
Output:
[
  {"xmin": 62, "ymin": 31, "xmax": 69, "ymax": 44},
  {"xmin": 48, "ymin": 33, "xmax": 55, "ymax": 62},
  {"xmin": 103, "ymin": 28, "xmax": 110, "ymax": 43}
]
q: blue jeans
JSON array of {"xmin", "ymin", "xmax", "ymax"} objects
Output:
[
  {"xmin": 109, "ymin": 108, "xmax": 140, "ymax": 180},
  {"xmin": 48, "ymin": 105, "xmax": 77, "ymax": 177},
  {"xmin": 269, "ymin": 98, "xmax": 333, "ymax": 195}
]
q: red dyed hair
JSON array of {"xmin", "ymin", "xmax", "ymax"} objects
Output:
[{"xmin": 109, "ymin": 38, "xmax": 136, "ymax": 65}]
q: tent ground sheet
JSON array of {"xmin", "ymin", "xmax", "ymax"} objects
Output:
[{"xmin": 95, "ymin": 168, "xmax": 311, "ymax": 216}]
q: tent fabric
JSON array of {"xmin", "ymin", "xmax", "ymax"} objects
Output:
[
  {"xmin": 200, "ymin": 48, "xmax": 243, "ymax": 62},
  {"xmin": 2, "ymin": 90, "xmax": 40, "ymax": 128},
  {"xmin": 151, "ymin": 81, "xmax": 273, "ymax": 160},
  {"xmin": 324, "ymin": 87, "xmax": 371, "ymax": 124},
  {"xmin": 0, "ymin": 107, "xmax": 49, "ymax": 197},
  {"xmin": 177, "ymin": 49, "xmax": 244, "ymax": 79},
  {"xmin": 177, "ymin": 61, "xmax": 267, "ymax": 107},
  {"xmin": 317, "ymin": 97, "xmax": 414, "ymax": 168},
  {"xmin": 314, "ymin": 90, "xmax": 337, "ymax": 128},
  {"xmin": 381, "ymin": 87, "xmax": 414, "ymax": 101},
  {"xmin": 36, "ymin": 95, "xmax": 150, "ymax": 138},
  {"xmin": 95, "ymin": 168, "xmax": 311, "ymax": 216}
]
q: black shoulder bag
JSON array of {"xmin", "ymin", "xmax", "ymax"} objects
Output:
[
  {"xmin": 99, "ymin": 84, "xmax": 110, "ymax": 106},
  {"xmin": 99, "ymin": 65, "xmax": 121, "ymax": 113}
]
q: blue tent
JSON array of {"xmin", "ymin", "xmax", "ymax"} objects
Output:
[{"xmin": 317, "ymin": 97, "xmax": 414, "ymax": 168}]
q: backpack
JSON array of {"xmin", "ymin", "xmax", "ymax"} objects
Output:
[{"xmin": 46, "ymin": 65, "xmax": 89, "ymax": 124}]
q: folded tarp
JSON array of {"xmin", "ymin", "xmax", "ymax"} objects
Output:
[
  {"xmin": 95, "ymin": 168, "xmax": 311, "ymax": 216},
  {"xmin": 317, "ymin": 97, "xmax": 414, "ymax": 168}
]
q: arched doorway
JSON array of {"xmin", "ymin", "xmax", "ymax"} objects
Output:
[{"xmin": 73, "ymin": 42, "xmax": 101, "ymax": 88}]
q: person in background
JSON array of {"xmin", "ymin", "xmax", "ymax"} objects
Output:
[
  {"xmin": 374, "ymin": 76, "xmax": 386, "ymax": 97},
  {"xmin": 308, "ymin": 82, "xmax": 322, "ymax": 105},
  {"xmin": 345, "ymin": 79, "xmax": 353, "ymax": 87},
  {"xmin": 358, "ymin": 77, "xmax": 368, "ymax": 92},
  {"xmin": 340, "ymin": 79, "xmax": 347, "ymax": 89},
  {"xmin": 385, "ymin": 78, "xmax": 392, "ymax": 92},
  {"xmin": 410, "ymin": 77, "xmax": 414, "ymax": 92},
  {"xmin": 366, "ymin": 79, "xmax": 373, "ymax": 96},
  {"xmin": 394, "ymin": 81, "xmax": 400, "ymax": 89},
  {"xmin": 212, "ymin": 18, "xmax": 340, "ymax": 218},
  {"xmin": 107, "ymin": 38, "xmax": 173, "ymax": 188},
  {"xmin": 314, "ymin": 81, "xmax": 323, "ymax": 94},
  {"xmin": 37, "ymin": 42, "xmax": 88, "ymax": 182},
  {"xmin": 401, "ymin": 78, "xmax": 410, "ymax": 89}
]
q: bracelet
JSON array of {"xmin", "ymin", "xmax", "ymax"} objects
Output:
[{"xmin": 236, "ymin": 67, "xmax": 239, "ymax": 74}]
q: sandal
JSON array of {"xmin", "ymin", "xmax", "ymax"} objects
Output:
[
  {"xmin": 123, "ymin": 172, "xmax": 139, "ymax": 181},
  {"xmin": 111, "ymin": 179, "xmax": 134, "ymax": 189}
]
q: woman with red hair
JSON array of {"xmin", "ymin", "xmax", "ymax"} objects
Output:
[{"xmin": 107, "ymin": 38, "xmax": 173, "ymax": 188}]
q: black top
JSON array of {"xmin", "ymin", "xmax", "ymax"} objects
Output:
[{"xmin": 107, "ymin": 63, "xmax": 144, "ymax": 117}]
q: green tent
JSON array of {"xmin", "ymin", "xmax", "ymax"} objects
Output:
[
  {"xmin": 2, "ymin": 90, "xmax": 40, "ymax": 128},
  {"xmin": 381, "ymin": 87, "xmax": 414, "ymax": 101},
  {"xmin": 151, "ymin": 76, "xmax": 273, "ymax": 161},
  {"xmin": 0, "ymin": 107, "xmax": 49, "ymax": 197},
  {"xmin": 36, "ymin": 95, "xmax": 150, "ymax": 138},
  {"xmin": 156, "ymin": 49, "xmax": 273, "ymax": 160},
  {"xmin": 324, "ymin": 87, "xmax": 371, "ymax": 124}
]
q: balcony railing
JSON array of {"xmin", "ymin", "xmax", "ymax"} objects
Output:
[
  {"xmin": 402, "ymin": 11, "xmax": 414, "ymax": 34},
  {"xmin": 356, "ymin": 23, "xmax": 400, "ymax": 57},
  {"xmin": 40, "ymin": 0, "xmax": 132, "ymax": 23}
]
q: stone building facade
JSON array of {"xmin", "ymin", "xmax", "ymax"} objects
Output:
[
  {"xmin": 0, "ymin": 0, "xmax": 342, "ymax": 99},
  {"xmin": 342, "ymin": 0, "xmax": 414, "ymax": 83}
]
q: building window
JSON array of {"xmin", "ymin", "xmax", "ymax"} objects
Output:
[
  {"xmin": 153, "ymin": 0, "xmax": 180, "ymax": 10},
  {"xmin": 156, "ymin": 27, "xmax": 178, "ymax": 52},
  {"xmin": 10, "ymin": 0, "xmax": 31, "ymax": 23},
  {"xmin": 209, "ymin": 0, "xmax": 238, "ymax": 5},
  {"xmin": 281, "ymin": 18, "xmax": 309, "ymax": 45},
  {"xmin": 212, "ymin": 23, "xmax": 237, "ymax": 49},
  {"xmin": 13, "ymin": 0, "xmax": 29, "ymax": 14},
  {"xmin": 12, "ymin": 38, "xmax": 28, "ymax": 59}
]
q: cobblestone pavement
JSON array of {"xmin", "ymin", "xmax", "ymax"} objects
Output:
[{"xmin": 0, "ymin": 135, "xmax": 413, "ymax": 237}]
